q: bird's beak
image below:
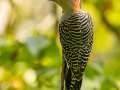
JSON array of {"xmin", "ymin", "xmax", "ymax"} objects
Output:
[
  {"xmin": 49, "ymin": 0, "xmax": 54, "ymax": 1},
  {"xmin": 49, "ymin": 0, "xmax": 57, "ymax": 2},
  {"xmin": 49, "ymin": 0, "xmax": 59, "ymax": 6}
]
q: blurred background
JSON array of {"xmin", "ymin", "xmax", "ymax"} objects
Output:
[{"xmin": 0, "ymin": 0, "xmax": 120, "ymax": 90}]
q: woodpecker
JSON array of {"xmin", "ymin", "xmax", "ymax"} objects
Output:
[{"xmin": 50, "ymin": 0, "xmax": 93, "ymax": 90}]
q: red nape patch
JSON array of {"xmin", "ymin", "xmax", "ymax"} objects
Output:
[{"xmin": 73, "ymin": 0, "xmax": 81, "ymax": 12}]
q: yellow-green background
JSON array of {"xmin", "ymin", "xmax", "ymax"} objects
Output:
[{"xmin": 0, "ymin": 0, "xmax": 120, "ymax": 90}]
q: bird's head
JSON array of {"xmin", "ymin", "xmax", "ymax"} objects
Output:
[{"xmin": 50, "ymin": 0, "xmax": 81, "ymax": 14}]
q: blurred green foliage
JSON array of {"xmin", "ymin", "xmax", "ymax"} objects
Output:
[{"xmin": 0, "ymin": 0, "xmax": 120, "ymax": 90}]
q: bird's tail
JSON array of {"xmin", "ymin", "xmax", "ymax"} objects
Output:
[{"xmin": 65, "ymin": 68, "xmax": 83, "ymax": 90}]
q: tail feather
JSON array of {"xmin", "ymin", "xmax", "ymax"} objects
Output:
[
  {"xmin": 65, "ymin": 68, "xmax": 71, "ymax": 90},
  {"xmin": 74, "ymin": 79, "xmax": 83, "ymax": 90},
  {"xmin": 65, "ymin": 68, "xmax": 83, "ymax": 90}
]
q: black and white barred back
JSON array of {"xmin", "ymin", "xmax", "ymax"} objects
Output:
[{"xmin": 59, "ymin": 11, "xmax": 93, "ymax": 90}]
